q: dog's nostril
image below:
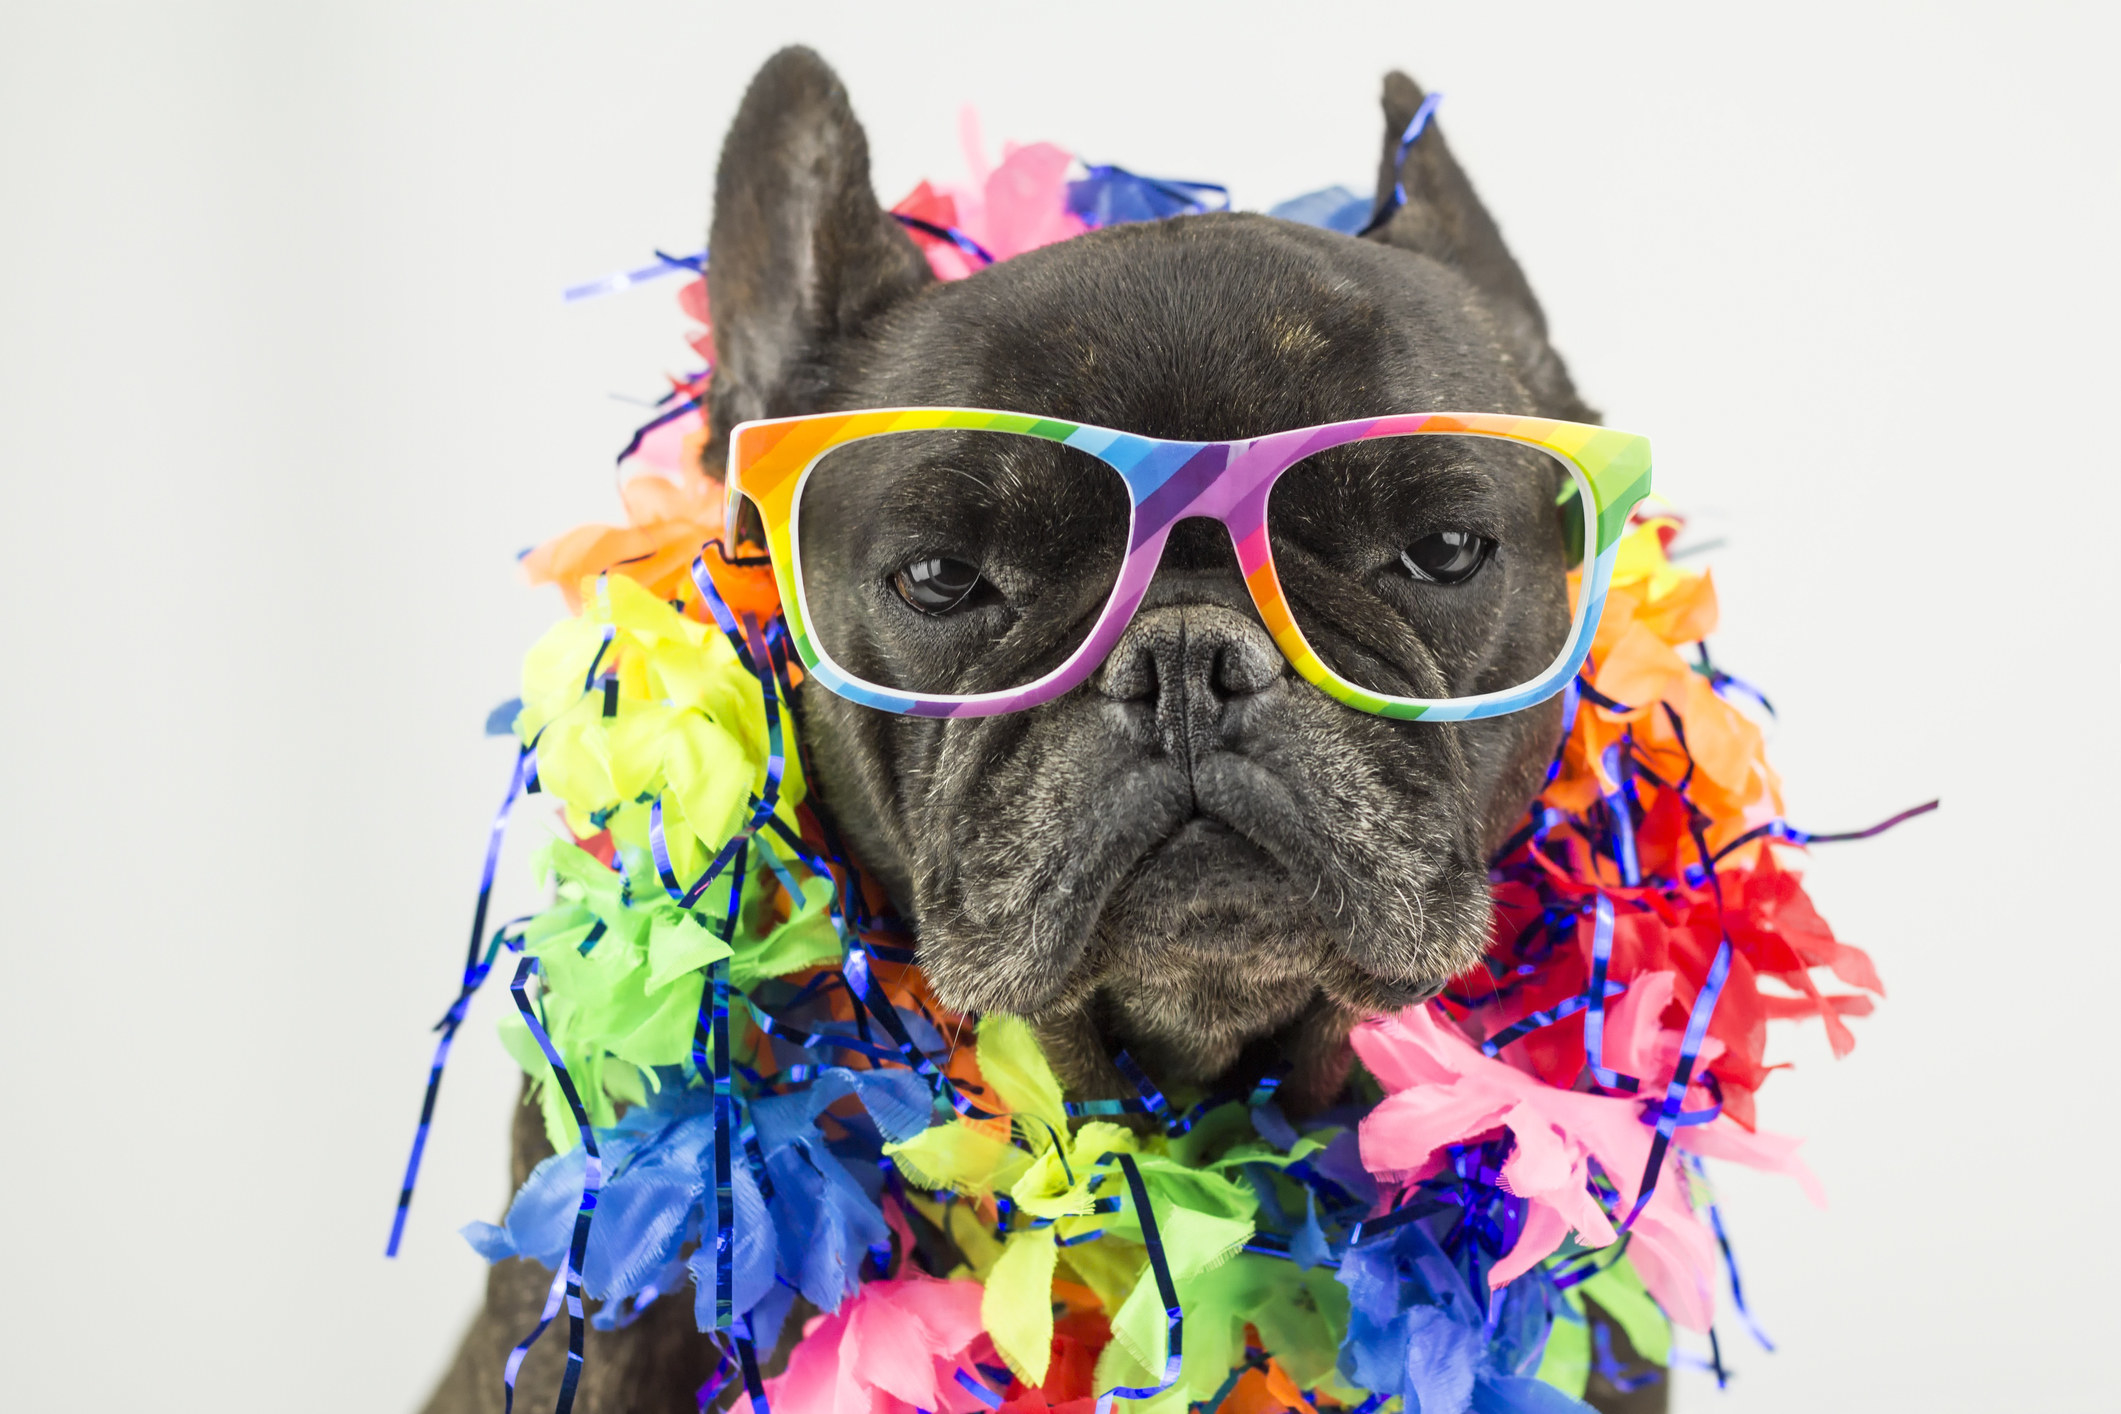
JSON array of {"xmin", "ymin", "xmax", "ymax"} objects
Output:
[
  {"xmin": 1213, "ymin": 637, "xmax": 1279, "ymax": 699},
  {"xmin": 1097, "ymin": 641, "xmax": 1160, "ymax": 703}
]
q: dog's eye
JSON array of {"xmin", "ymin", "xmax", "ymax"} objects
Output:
[
  {"xmin": 1400, "ymin": 531, "xmax": 1494, "ymax": 585},
  {"xmin": 893, "ymin": 556, "xmax": 988, "ymax": 614}
]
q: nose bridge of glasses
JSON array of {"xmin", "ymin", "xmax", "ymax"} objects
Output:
[{"xmin": 1108, "ymin": 437, "xmax": 1305, "ymax": 547}]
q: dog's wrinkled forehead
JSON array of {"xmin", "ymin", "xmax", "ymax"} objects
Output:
[
  {"xmin": 840, "ymin": 215, "xmax": 1528, "ymax": 440},
  {"xmin": 705, "ymin": 48, "xmax": 1588, "ymax": 454}
]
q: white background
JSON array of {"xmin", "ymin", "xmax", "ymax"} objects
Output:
[{"xmin": 3, "ymin": 3, "xmax": 2115, "ymax": 1410}]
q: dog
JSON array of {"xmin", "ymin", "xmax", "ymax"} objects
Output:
[{"xmin": 424, "ymin": 46, "xmax": 1662, "ymax": 1414}]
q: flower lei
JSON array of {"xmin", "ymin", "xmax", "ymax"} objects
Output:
[{"xmin": 390, "ymin": 135, "xmax": 1924, "ymax": 1414}]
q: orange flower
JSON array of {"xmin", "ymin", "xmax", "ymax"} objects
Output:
[{"xmin": 521, "ymin": 415, "xmax": 781, "ymax": 625}]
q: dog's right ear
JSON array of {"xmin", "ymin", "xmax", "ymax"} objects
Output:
[{"xmin": 707, "ymin": 47, "xmax": 933, "ymax": 444}]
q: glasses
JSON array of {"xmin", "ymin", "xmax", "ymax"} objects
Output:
[{"xmin": 724, "ymin": 409, "xmax": 1650, "ymax": 721}]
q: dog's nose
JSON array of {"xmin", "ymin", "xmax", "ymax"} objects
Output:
[{"xmin": 1096, "ymin": 601, "xmax": 1282, "ymax": 756}]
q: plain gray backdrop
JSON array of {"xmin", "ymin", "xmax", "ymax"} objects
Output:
[{"xmin": 3, "ymin": 3, "xmax": 2115, "ymax": 1410}]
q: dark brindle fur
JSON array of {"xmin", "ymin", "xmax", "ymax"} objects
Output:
[{"xmin": 425, "ymin": 47, "xmax": 1663, "ymax": 1414}]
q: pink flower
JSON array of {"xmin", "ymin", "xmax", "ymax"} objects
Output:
[
  {"xmin": 739, "ymin": 1276, "xmax": 997, "ymax": 1414},
  {"xmin": 1352, "ymin": 995, "xmax": 1822, "ymax": 1332},
  {"xmin": 964, "ymin": 140, "xmax": 1087, "ymax": 260},
  {"xmin": 908, "ymin": 110, "xmax": 1088, "ymax": 282}
]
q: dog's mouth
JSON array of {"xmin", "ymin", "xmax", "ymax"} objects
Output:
[
  {"xmin": 1138, "ymin": 811, "xmax": 1274, "ymax": 873},
  {"xmin": 1094, "ymin": 755, "xmax": 1440, "ymax": 958},
  {"xmin": 1105, "ymin": 807, "xmax": 1301, "ymax": 943},
  {"xmin": 1102, "ymin": 747, "xmax": 1489, "ymax": 986},
  {"xmin": 1097, "ymin": 755, "xmax": 1311, "ymax": 910}
]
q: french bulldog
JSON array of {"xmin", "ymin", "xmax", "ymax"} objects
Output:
[{"xmin": 425, "ymin": 46, "xmax": 1662, "ymax": 1414}]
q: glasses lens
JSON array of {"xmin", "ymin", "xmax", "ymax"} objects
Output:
[
  {"xmin": 795, "ymin": 428, "xmax": 1132, "ymax": 698},
  {"xmin": 1265, "ymin": 432, "xmax": 1578, "ymax": 701}
]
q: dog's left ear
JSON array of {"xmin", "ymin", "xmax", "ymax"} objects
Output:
[
  {"xmin": 706, "ymin": 47, "xmax": 934, "ymax": 443},
  {"xmin": 1364, "ymin": 71, "xmax": 1593, "ymax": 422}
]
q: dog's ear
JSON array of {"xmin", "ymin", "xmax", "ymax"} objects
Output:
[
  {"xmin": 707, "ymin": 47, "xmax": 934, "ymax": 442},
  {"xmin": 1365, "ymin": 71, "xmax": 1592, "ymax": 422}
]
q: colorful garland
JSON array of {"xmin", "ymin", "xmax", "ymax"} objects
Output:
[{"xmin": 391, "ymin": 127, "xmax": 1926, "ymax": 1414}]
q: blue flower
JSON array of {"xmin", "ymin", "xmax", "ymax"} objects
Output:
[
  {"xmin": 1336, "ymin": 1206, "xmax": 1585, "ymax": 1414},
  {"xmin": 461, "ymin": 1063, "xmax": 935, "ymax": 1331}
]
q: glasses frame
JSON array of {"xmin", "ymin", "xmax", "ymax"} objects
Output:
[{"xmin": 724, "ymin": 408, "xmax": 1651, "ymax": 721}]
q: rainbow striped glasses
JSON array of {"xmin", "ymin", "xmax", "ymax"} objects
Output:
[{"xmin": 725, "ymin": 409, "xmax": 1650, "ymax": 721}]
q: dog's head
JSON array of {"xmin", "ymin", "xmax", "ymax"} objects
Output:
[{"xmin": 705, "ymin": 50, "xmax": 1591, "ymax": 1101}]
